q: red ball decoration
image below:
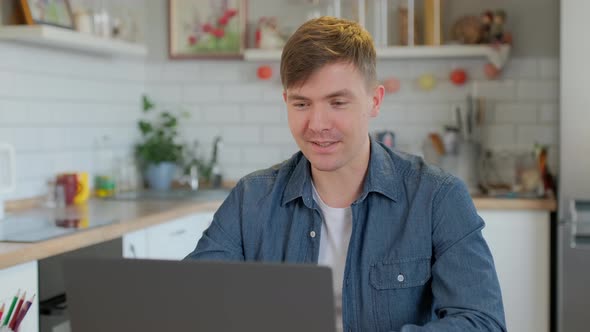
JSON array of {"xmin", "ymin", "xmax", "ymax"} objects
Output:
[
  {"xmin": 257, "ymin": 65, "xmax": 273, "ymax": 80},
  {"xmin": 383, "ymin": 77, "xmax": 401, "ymax": 94},
  {"xmin": 484, "ymin": 63, "xmax": 500, "ymax": 80},
  {"xmin": 450, "ymin": 69, "xmax": 468, "ymax": 86}
]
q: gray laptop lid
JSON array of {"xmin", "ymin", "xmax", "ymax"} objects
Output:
[{"xmin": 64, "ymin": 258, "xmax": 336, "ymax": 332}]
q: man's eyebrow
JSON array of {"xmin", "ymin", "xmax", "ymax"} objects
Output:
[
  {"xmin": 286, "ymin": 93, "xmax": 310, "ymax": 101},
  {"xmin": 324, "ymin": 89, "xmax": 354, "ymax": 99},
  {"xmin": 287, "ymin": 89, "xmax": 354, "ymax": 101}
]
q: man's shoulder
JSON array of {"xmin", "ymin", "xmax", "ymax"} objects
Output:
[
  {"xmin": 233, "ymin": 151, "xmax": 303, "ymax": 196},
  {"xmin": 383, "ymin": 145, "xmax": 456, "ymax": 188}
]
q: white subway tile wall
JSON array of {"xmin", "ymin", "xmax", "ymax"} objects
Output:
[
  {"xmin": 0, "ymin": 44, "xmax": 144, "ymax": 199},
  {"xmin": 0, "ymin": 44, "xmax": 560, "ymax": 199}
]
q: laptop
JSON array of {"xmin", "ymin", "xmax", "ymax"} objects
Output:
[{"xmin": 63, "ymin": 258, "xmax": 336, "ymax": 332}]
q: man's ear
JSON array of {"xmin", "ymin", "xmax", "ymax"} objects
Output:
[
  {"xmin": 283, "ymin": 91, "xmax": 287, "ymax": 103},
  {"xmin": 369, "ymin": 85, "xmax": 385, "ymax": 118}
]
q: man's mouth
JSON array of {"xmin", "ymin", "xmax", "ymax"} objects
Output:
[{"xmin": 312, "ymin": 141, "xmax": 337, "ymax": 147}]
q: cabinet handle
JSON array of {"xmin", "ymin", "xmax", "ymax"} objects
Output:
[
  {"xmin": 130, "ymin": 244, "xmax": 137, "ymax": 258},
  {"xmin": 170, "ymin": 229, "xmax": 187, "ymax": 237}
]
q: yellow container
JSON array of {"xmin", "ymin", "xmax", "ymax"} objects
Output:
[
  {"xmin": 424, "ymin": 0, "xmax": 443, "ymax": 45},
  {"xmin": 73, "ymin": 172, "xmax": 90, "ymax": 204}
]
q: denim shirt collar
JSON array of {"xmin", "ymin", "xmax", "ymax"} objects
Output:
[{"xmin": 281, "ymin": 136, "xmax": 400, "ymax": 207}]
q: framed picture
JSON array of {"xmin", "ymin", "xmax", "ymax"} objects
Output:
[
  {"xmin": 19, "ymin": 0, "xmax": 75, "ymax": 29},
  {"xmin": 168, "ymin": 0, "xmax": 246, "ymax": 59}
]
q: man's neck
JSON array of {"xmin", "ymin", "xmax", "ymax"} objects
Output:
[{"xmin": 311, "ymin": 140, "xmax": 371, "ymax": 208}]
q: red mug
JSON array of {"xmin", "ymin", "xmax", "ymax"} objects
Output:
[{"xmin": 56, "ymin": 174, "xmax": 79, "ymax": 205}]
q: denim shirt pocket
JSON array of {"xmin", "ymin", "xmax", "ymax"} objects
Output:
[
  {"xmin": 370, "ymin": 257, "xmax": 431, "ymax": 289},
  {"xmin": 369, "ymin": 257, "xmax": 432, "ymax": 331}
]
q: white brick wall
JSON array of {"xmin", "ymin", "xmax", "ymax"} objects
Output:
[
  {"xmin": 0, "ymin": 44, "xmax": 560, "ymax": 199},
  {"xmin": 0, "ymin": 44, "xmax": 144, "ymax": 199},
  {"xmin": 145, "ymin": 56, "xmax": 560, "ymax": 183}
]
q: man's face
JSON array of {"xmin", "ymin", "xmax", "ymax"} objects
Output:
[{"xmin": 283, "ymin": 62, "xmax": 383, "ymax": 174}]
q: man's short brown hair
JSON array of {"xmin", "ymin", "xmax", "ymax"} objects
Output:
[{"xmin": 280, "ymin": 16, "xmax": 377, "ymax": 90}]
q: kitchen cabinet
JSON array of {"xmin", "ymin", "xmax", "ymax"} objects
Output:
[
  {"xmin": 123, "ymin": 212, "xmax": 214, "ymax": 261},
  {"xmin": 480, "ymin": 210, "xmax": 550, "ymax": 332},
  {"xmin": 0, "ymin": 261, "xmax": 39, "ymax": 332},
  {"xmin": 122, "ymin": 229, "xmax": 148, "ymax": 259}
]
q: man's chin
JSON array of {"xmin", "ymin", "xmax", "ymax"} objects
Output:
[{"xmin": 308, "ymin": 159, "xmax": 341, "ymax": 173}]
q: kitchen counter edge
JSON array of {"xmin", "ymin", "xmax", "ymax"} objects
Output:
[{"xmin": 0, "ymin": 196, "xmax": 555, "ymax": 270}]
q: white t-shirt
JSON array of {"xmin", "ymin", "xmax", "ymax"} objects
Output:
[{"xmin": 312, "ymin": 182, "xmax": 353, "ymax": 332}]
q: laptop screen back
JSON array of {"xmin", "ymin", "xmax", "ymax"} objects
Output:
[{"xmin": 64, "ymin": 258, "xmax": 336, "ymax": 332}]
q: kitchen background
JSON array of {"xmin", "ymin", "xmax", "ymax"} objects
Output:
[{"xmin": 0, "ymin": 0, "xmax": 559, "ymax": 200}]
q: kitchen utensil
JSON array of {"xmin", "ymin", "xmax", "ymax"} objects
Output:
[
  {"xmin": 455, "ymin": 106, "xmax": 464, "ymax": 140},
  {"xmin": 429, "ymin": 133, "xmax": 446, "ymax": 155},
  {"xmin": 466, "ymin": 93, "xmax": 477, "ymax": 141},
  {"xmin": 0, "ymin": 143, "xmax": 16, "ymax": 220},
  {"xmin": 440, "ymin": 140, "xmax": 481, "ymax": 194}
]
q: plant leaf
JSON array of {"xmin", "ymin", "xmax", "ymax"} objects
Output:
[
  {"xmin": 138, "ymin": 121, "xmax": 152, "ymax": 135},
  {"xmin": 142, "ymin": 95, "xmax": 155, "ymax": 112}
]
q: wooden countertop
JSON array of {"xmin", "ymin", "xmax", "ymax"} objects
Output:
[
  {"xmin": 0, "ymin": 193, "xmax": 556, "ymax": 270},
  {"xmin": 472, "ymin": 196, "xmax": 556, "ymax": 211}
]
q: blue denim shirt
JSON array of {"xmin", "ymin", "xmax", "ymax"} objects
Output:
[{"xmin": 186, "ymin": 137, "xmax": 506, "ymax": 332}]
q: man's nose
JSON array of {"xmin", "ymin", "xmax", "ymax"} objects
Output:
[{"xmin": 308, "ymin": 106, "xmax": 331, "ymax": 133}]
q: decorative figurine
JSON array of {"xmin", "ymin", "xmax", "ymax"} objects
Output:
[
  {"xmin": 451, "ymin": 16, "xmax": 482, "ymax": 44},
  {"xmin": 255, "ymin": 17, "xmax": 287, "ymax": 49},
  {"xmin": 480, "ymin": 10, "xmax": 493, "ymax": 43},
  {"xmin": 490, "ymin": 9, "xmax": 507, "ymax": 44}
]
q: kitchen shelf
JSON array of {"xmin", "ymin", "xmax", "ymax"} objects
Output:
[
  {"xmin": 0, "ymin": 25, "xmax": 147, "ymax": 57},
  {"xmin": 244, "ymin": 44, "xmax": 511, "ymax": 68}
]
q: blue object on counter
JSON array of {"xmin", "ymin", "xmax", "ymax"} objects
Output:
[{"xmin": 145, "ymin": 162, "xmax": 177, "ymax": 191}]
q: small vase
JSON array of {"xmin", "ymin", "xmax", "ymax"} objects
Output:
[{"xmin": 145, "ymin": 162, "xmax": 177, "ymax": 191}]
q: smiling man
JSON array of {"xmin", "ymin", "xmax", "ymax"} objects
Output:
[{"xmin": 186, "ymin": 16, "xmax": 506, "ymax": 332}]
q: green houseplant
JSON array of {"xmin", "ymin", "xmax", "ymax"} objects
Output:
[{"xmin": 135, "ymin": 95, "xmax": 186, "ymax": 190}]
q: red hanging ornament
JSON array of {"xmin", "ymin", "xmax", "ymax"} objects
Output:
[
  {"xmin": 383, "ymin": 77, "xmax": 401, "ymax": 94},
  {"xmin": 257, "ymin": 65, "xmax": 273, "ymax": 80},
  {"xmin": 450, "ymin": 69, "xmax": 468, "ymax": 86}
]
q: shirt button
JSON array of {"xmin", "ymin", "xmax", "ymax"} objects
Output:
[
  {"xmin": 397, "ymin": 274, "xmax": 405, "ymax": 282},
  {"xmin": 310, "ymin": 231, "xmax": 316, "ymax": 238}
]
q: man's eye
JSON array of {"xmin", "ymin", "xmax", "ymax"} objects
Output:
[
  {"xmin": 293, "ymin": 103, "xmax": 308, "ymax": 109},
  {"xmin": 332, "ymin": 100, "xmax": 348, "ymax": 107}
]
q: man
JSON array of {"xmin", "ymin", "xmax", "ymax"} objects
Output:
[{"xmin": 186, "ymin": 16, "xmax": 506, "ymax": 332}]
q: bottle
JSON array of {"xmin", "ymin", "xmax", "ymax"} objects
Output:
[
  {"xmin": 93, "ymin": 135, "xmax": 116, "ymax": 197},
  {"xmin": 209, "ymin": 136, "xmax": 223, "ymax": 188}
]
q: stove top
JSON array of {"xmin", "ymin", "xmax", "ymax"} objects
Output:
[{"xmin": 0, "ymin": 206, "xmax": 118, "ymax": 243}]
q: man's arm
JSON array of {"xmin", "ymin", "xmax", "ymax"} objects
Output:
[
  {"xmin": 184, "ymin": 182, "xmax": 245, "ymax": 261},
  {"xmin": 398, "ymin": 177, "xmax": 507, "ymax": 332}
]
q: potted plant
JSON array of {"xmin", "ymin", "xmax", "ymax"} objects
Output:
[{"xmin": 135, "ymin": 95, "xmax": 186, "ymax": 190}]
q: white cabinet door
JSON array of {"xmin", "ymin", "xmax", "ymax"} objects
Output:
[
  {"xmin": 145, "ymin": 212, "xmax": 214, "ymax": 260},
  {"xmin": 122, "ymin": 229, "xmax": 148, "ymax": 259},
  {"xmin": 480, "ymin": 210, "xmax": 550, "ymax": 332},
  {"xmin": 0, "ymin": 261, "xmax": 39, "ymax": 332}
]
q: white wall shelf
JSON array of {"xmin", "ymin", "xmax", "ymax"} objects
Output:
[
  {"xmin": 0, "ymin": 25, "xmax": 147, "ymax": 57},
  {"xmin": 244, "ymin": 44, "xmax": 511, "ymax": 68}
]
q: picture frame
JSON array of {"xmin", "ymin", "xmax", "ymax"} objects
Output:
[
  {"xmin": 19, "ymin": 0, "xmax": 75, "ymax": 29},
  {"xmin": 168, "ymin": 0, "xmax": 246, "ymax": 59}
]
